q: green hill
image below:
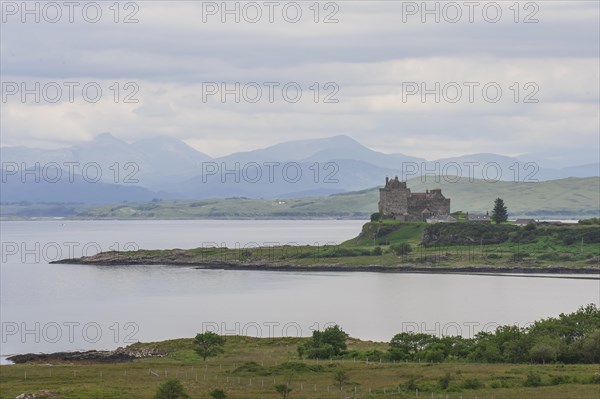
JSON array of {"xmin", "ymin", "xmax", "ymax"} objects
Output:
[{"xmin": 3, "ymin": 176, "xmax": 599, "ymax": 219}]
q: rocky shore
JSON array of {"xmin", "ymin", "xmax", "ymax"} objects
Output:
[
  {"xmin": 51, "ymin": 252, "xmax": 600, "ymax": 276},
  {"xmin": 7, "ymin": 345, "xmax": 165, "ymax": 364}
]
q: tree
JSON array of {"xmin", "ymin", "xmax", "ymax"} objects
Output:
[
  {"xmin": 579, "ymin": 329, "xmax": 600, "ymax": 363},
  {"xmin": 298, "ymin": 325, "xmax": 349, "ymax": 359},
  {"xmin": 274, "ymin": 383, "xmax": 292, "ymax": 399},
  {"xmin": 154, "ymin": 379, "xmax": 189, "ymax": 399},
  {"xmin": 333, "ymin": 370, "xmax": 350, "ymax": 398},
  {"xmin": 491, "ymin": 198, "xmax": 508, "ymax": 223},
  {"xmin": 194, "ymin": 331, "xmax": 225, "ymax": 361},
  {"xmin": 529, "ymin": 338, "xmax": 558, "ymax": 364},
  {"xmin": 209, "ymin": 388, "xmax": 227, "ymax": 399},
  {"xmin": 388, "ymin": 332, "xmax": 437, "ymax": 361}
]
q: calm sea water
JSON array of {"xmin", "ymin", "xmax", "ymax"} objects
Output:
[{"xmin": 1, "ymin": 220, "xmax": 598, "ymax": 364}]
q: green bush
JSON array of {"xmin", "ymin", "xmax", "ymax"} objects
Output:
[
  {"xmin": 209, "ymin": 388, "xmax": 227, "ymax": 399},
  {"xmin": 578, "ymin": 217, "xmax": 600, "ymax": 225},
  {"xmin": 390, "ymin": 243, "xmax": 412, "ymax": 256},
  {"xmin": 155, "ymin": 379, "xmax": 189, "ymax": 399},
  {"xmin": 404, "ymin": 376, "xmax": 421, "ymax": 391},
  {"xmin": 233, "ymin": 361, "xmax": 269, "ymax": 375},
  {"xmin": 549, "ymin": 375, "xmax": 571, "ymax": 385},
  {"xmin": 437, "ymin": 372, "xmax": 451, "ymax": 390},
  {"xmin": 462, "ymin": 378, "xmax": 484, "ymax": 389},
  {"xmin": 524, "ymin": 372, "xmax": 542, "ymax": 387}
]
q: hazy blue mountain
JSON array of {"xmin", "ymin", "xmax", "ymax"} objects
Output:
[
  {"xmin": 0, "ymin": 133, "xmax": 212, "ymax": 189},
  {"xmin": 165, "ymin": 159, "xmax": 402, "ymax": 199},
  {"xmin": 0, "ymin": 168, "xmax": 156, "ymax": 204},
  {"xmin": 430, "ymin": 153, "xmax": 600, "ymax": 182},
  {"xmin": 518, "ymin": 148, "xmax": 600, "ymax": 169},
  {"xmin": 216, "ymin": 135, "xmax": 423, "ymax": 166},
  {"xmin": 1, "ymin": 134, "xmax": 598, "ymax": 203}
]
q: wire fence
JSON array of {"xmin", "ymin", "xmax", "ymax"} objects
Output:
[{"xmin": 7, "ymin": 364, "xmax": 505, "ymax": 399}]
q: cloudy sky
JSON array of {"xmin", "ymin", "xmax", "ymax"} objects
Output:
[{"xmin": 1, "ymin": 1, "xmax": 598, "ymax": 161}]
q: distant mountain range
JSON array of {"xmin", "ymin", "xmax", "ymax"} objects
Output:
[{"xmin": 1, "ymin": 134, "xmax": 598, "ymax": 204}]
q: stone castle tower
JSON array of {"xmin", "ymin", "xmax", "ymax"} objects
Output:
[{"xmin": 378, "ymin": 176, "xmax": 450, "ymax": 221}]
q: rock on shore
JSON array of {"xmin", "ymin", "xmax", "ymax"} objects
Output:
[{"xmin": 7, "ymin": 345, "xmax": 165, "ymax": 364}]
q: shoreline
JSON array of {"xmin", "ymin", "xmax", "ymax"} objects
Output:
[{"xmin": 52, "ymin": 259, "xmax": 600, "ymax": 277}]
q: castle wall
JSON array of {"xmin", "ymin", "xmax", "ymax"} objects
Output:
[
  {"xmin": 407, "ymin": 196, "xmax": 450, "ymax": 218},
  {"xmin": 378, "ymin": 188, "xmax": 409, "ymax": 217}
]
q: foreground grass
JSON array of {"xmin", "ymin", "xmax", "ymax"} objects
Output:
[{"xmin": 1, "ymin": 337, "xmax": 599, "ymax": 399}]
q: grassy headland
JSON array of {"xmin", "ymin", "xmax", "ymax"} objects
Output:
[{"xmin": 53, "ymin": 219, "xmax": 600, "ymax": 273}]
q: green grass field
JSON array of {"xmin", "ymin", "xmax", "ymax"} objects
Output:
[{"xmin": 2, "ymin": 336, "xmax": 599, "ymax": 399}]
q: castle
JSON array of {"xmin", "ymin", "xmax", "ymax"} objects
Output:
[{"xmin": 378, "ymin": 176, "xmax": 451, "ymax": 221}]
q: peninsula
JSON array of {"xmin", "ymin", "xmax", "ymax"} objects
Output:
[{"xmin": 53, "ymin": 218, "xmax": 600, "ymax": 275}]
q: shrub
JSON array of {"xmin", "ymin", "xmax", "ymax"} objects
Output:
[
  {"xmin": 233, "ymin": 361, "xmax": 268, "ymax": 375},
  {"xmin": 209, "ymin": 389, "xmax": 227, "ymax": 399},
  {"xmin": 391, "ymin": 243, "xmax": 412, "ymax": 256},
  {"xmin": 437, "ymin": 372, "xmax": 451, "ymax": 390},
  {"xmin": 404, "ymin": 375, "xmax": 421, "ymax": 391},
  {"xmin": 524, "ymin": 372, "xmax": 542, "ymax": 387},
  {"xmin": 549, "ymin": 375, "xmax": 571, "ymax": 385},
  {"xmin": 462, "ymin": 378, "xmax": 484, "ymax": 389},
  {"xmin": 155, "ymin": 379, "xmax": 189, "ymax": 399},
  {"xmin": 372, "ymin": 246, "xmax": 383, "ymax": 256},
  {"xmin": 274, "ymin": 384, "xmax": 292, "ymax": 399},
  {"xmin": 370, "ymin": 212, "xmax": 381, "ymax": 222}
]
